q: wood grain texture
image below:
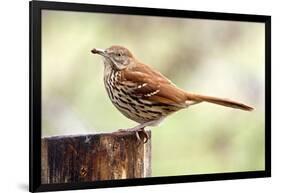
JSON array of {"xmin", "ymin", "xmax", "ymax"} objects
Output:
[{"xmin": 41, "ymin": 131, "xmax": 151, "ymax": 184}]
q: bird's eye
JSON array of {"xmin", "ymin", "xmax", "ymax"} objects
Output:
[{"xmin": 117, "ymin": 53, "xmax": 122, "ymax": 57}]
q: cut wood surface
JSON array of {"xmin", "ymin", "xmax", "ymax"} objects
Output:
[{"xmin": 41, "ymin": 131, "xmax": 151, "ymax": 184}]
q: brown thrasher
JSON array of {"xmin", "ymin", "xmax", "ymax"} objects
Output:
[{"xmin": 91, "ymin": 45, "xmax": 253, "ymax": 142}]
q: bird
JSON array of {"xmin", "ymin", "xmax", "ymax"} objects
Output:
[{"xmin": 91, "ymin": 45, "xmax": 253, "ymax": 143}]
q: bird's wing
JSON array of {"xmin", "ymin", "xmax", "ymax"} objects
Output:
[{"xmin": 120, "ymin": 63, "xmax": 190, "ymax": 107}]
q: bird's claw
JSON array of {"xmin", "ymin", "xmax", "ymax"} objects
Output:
[
  {"xmin": 117, "ymin": 128, "xmax": 149, "ymax": 143},
  {"xmin": 135, "ymin": 129, "xmax": 149, "ymax": 144}
]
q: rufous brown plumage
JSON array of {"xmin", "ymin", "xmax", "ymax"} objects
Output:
[{"xmin": 91, "ymin": 45, "xmax": 253, "ymax": 142}]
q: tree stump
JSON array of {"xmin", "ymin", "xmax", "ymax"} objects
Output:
[{"xmin": 41, "ymin": 131, "xmax": 151, "ymax": 184}]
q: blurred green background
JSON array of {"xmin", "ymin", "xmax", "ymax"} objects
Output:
[{"xmin": 42, "ymin": 10, "xmax": 265, "ymax": 177}]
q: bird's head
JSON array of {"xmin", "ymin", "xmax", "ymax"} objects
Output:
[{"xmin": 91, "ymin": 45, "xmax": 135, "ymax": 70}]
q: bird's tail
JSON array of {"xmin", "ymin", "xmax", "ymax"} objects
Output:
[{"xmin": 185, "ymin": 92, "xmax": 254, "ymax": 111}]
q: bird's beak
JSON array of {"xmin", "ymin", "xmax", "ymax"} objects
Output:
[{"xmin": 91, "ymin": 48, "xmax": 107, "ymax": 57}]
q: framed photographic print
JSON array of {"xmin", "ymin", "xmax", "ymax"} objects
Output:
[{"xmin": 29, "ymin": 0, "xmax": 271, "ymax": 192}]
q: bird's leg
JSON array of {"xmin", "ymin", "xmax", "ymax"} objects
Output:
[
  {"xmin": 118, "ymin": 125, "xmax": 149, "ymax": 143},
  {"xmin": 118, "ymin": 120, "xmax": 161, "ymax": 143},
  {"xmin": 135, "ymin": 127, "xmax": 149, "ymax": 143}
]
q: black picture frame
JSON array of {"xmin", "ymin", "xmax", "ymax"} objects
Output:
[{"xmin": 29, "ymin": 0, "xmax": 271, "ymax": 192}]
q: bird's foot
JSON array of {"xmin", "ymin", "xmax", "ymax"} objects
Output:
[
  {"xmin": 117, "ymin": 127, "xmax": 149, "ymax": 143},
  {"xmin": 136, "ymin": 128, "xmax": 150, "ymax": 144}
]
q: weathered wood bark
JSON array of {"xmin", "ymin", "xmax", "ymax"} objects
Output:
[{"xmin": 41, "ymin": 131, "xmax": 151, "ymax": 184}]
